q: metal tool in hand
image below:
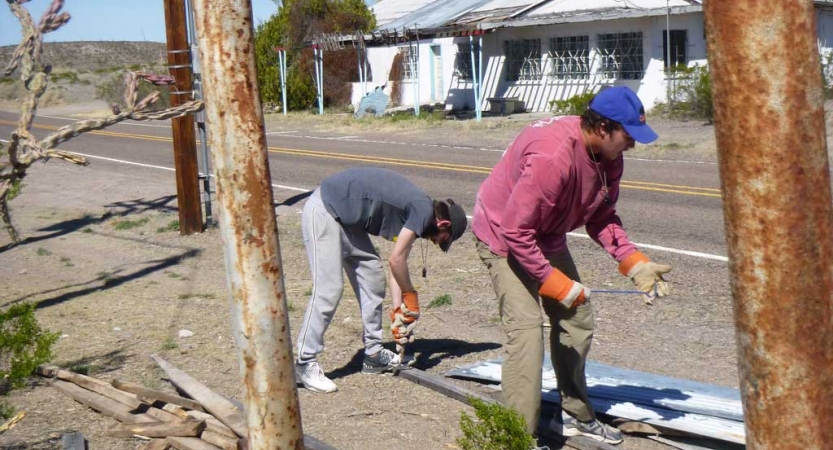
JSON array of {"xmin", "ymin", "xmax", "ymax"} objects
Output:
[{"xmin": 593, "ymin": 284, "xmax": 659, "ymax": 298}]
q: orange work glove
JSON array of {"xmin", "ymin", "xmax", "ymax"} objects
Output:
[
  {"xmin": 401, "ymin": 290, "xmax": 420, "ymax": 319},
  {"xmin": 619, "ymin": 251, "xmax": 673, "ymax": 298},
  {"xmin": 539, "ymin": 269, "xmax": 590, "ymax": 309},
  {"xmin": 390, "ymin": 290, "xmax": 420, "ymax": 345}
]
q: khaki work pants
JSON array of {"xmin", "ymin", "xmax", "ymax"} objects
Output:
[{"xmin": 476, "ymin": 239, "xmax": 596, "ymax": 435}]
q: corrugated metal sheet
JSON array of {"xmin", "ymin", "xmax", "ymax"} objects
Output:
[
  {"xmin": 372, "ymin": 0, "xmax": 439, "ymax": 29},
  {"xmin": 380, "ymin": 0, "xmax": 496, "ymax": 31},
  {"xmin": 447, "ymin": 356, "xmax": 746, "ymax": 445},
  {"xmin": 371, "ymin": 0, "xmax": 705, "ymax": 35},
  {"xmin": 526, "ymin": 0, "xmax": 693, "ymax": 17}
]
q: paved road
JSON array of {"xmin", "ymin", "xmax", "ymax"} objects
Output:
[{"xmin": 0, "ymin": 110, "xmax": 728, "ymax": 262}]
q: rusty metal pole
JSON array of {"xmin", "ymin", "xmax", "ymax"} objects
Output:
[
  {"xmin": 704, "ymin": 2, "xmax": 833, "ymax": 449},
  {"xmin": 190, "ymin": 1, "xmax": 303, "ymax": 448},
  {"xmin": 163, "ymin": 0, "xmax": 204, "ymax": 235}
]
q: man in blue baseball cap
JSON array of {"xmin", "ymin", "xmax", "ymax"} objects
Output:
[{"xmin": 472, "ymin": 86, "xmax": 671, "ymax": 445}]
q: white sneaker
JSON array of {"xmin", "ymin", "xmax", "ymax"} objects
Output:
[
  {"xmin": 362, "ymin": 348, "xmax": 401, "ymax": 374},
  {"xmin": 295, "ymin": 361, "xmax": 338, "ymax": 393}
]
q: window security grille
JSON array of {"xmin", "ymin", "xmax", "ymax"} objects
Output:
[
  {"xmin": 597, "ymin": 32, "xmax": 644, "ymax": 80},
  {"xmin": 662, "ymin": 29, "xmax": 688, "ymax": 70},
  {"xmin": 454, "ymin": 42, "xmax": 481, "ymax": 81},
  {"xmin": 399, "ymin": 46, "xmax": 417, "ymax": 80},
  {"xmin": 504, "ymin": 39, "xmax": 542, "ymax": 81},
  {"xmin": 549, "ymin": 36, "xmax": 590, "ymax": 80}
]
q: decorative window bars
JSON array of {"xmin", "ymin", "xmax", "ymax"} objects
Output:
[
  {"xmin": 454, "ymin": 42, "xmax": 481, "ymax": 81},
  {"xmin": 549, "ymin": 36, "xmax": 590, "ymax": 80},
  {"xmin": 399, "ymin": 45, "xmax": 417, "ymax": 81},
  {"xmin": 597, "ymin": 32, "xmax": 644, "ymax": 80},
  {"xmin": 503, "ymin": 39, "xmax": 542, "ymax": 81}
]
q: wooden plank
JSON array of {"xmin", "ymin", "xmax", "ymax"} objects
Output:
[
  {"xmin": 200, "ymin": 430, "xmax": 238, "ymax": 450},
  {"xmin": 61, "ymin": 431, "xmax": 86, "ymax": 450},
  {"xmin": 51, "ymin": 369, "xmax": 143, "ymax": 410},
  {"xmin": 0, "ymin": 410, "xmax": 25, "ymax": 434},
  {"xmin": 186, "ymin": 411, "xmax": 237, "ymax": 439},
  {"xmin": 396, "ymin": 369, "xmax": 617, "ymax": 450},
  {"xmin": 52, "ymin": 380, "xmax": 157, "ymax": 424},
  {"xmin": 167, "ymin": 436, "xmax": 223, "ymax": 450},
  {"xmin": 398, "ymin": 368, "xmax": 495, "ymax": 405},
  {"xmin": 113, "ymin": 379, "xmax": 205, "ymax": 412},
  {"xmin": 140, "ymin": 439, "xmax": 171, "ymax": 450},
  {"xmin": 163, "ymin": 403, "xmax": 193, "ymax": 419},
  {"xmin": 147, "ymin": 406, "xmax": 188, "ymax": 423},
  {"xmin": 107, "ymin": 420, "xmax": 206, "ymax": 438},
  {"xmin": 647, "ymin": 435, "xmax": 738, "ymax": 450},
  {"xmin": 152, "ymin": 355, "xmax": 246, "ymax": 438}
]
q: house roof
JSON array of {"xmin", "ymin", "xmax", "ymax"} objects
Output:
[
  {"xmin": 372, "ymin": 0, "xmax": 439, "ymax": 29},
  {"xmin": 482, "ymin": 0, "xmax": 702, "ymax": 29},
  {"xmin": 379, "ymin": 0, "xmax": 497, "ymax": 32},
  {"xmin": 372, "ymin": 0, "xmax": 704, "ymax": 36}
]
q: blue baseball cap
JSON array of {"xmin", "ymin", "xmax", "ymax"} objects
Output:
[{"xmin": 589, "ymin": 87, "xmax": 658, "ymax": 144}]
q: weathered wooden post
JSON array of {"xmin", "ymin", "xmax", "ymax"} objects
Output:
[
  {"xmin": 163, "ymin": 0, "xmax": 204, "ymax": 235},
  {"xmin": 190, "ymin": 1, "xmax": 304, "ymax": 448},
  {"xmin": 704, "ymin": 2, "xmax": 833, "ymax": 449}
]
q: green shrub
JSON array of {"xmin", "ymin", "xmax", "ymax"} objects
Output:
[
  {"xmin": 0, "ymin": 398, "xmax": 16, "ymax": 421},
  {"xmin": 0, "ymin": 302, "xmax": 59, "ymax": 392},
  {"xmin": 549, "ymin": 91, "xmax": 596, "ymax": 116},
  {"xmin": 49, "ymin": 71, "xmax": 79, "ymax": 84},
  {"xmin": 113, "ymin": 217, "xmax": 149, "ymax": 230},
  {"xmin": 428, "ymin": 294, "xmax": 452, "ymax": 309},
  {"xmin": 156, "ymin": 220, "xmax": 180, "ymax": 233},
  {"xmin": 457, "ymin": 398, "xmax": 535, "ymax": 450},
  {"xmin": 6, "ymin": 179, "xmax": 23, "ymax": 201},
  {"xmin": 655, "ymin": 64, "xmax": 713, "ymax": 122}
]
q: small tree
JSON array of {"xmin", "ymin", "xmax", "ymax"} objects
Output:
[
  {"xmin": 657, "ymin": 64, "xmax": 714, "ymax": 122},
  {"xmin": 0, "ymin": 302, "xmax": 58, "ymax": 393},
  {"xmin": 253, "ymin": 0, "xmax": 376, "ymax": 111},
  {"xmin": 1, "ymin": 0, "xmax": 203, "ymax": 243},
  {"xmin": 457, "ymin": 398, "xmax": 536, "ymax": 450}
]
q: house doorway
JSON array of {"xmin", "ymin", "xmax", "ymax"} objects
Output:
[{"xmin": 430, "ymin": 45, "xmax": 443, "ymax": 102}]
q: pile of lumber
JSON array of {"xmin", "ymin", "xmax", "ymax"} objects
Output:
[{"xmin": 37, "ymin": 355, "xmax": 245, "ymax": 450}]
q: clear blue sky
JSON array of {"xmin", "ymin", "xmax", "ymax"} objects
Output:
[{"xmin": 1, "ymin": 1, "xmax": 280, "ymax": 47}]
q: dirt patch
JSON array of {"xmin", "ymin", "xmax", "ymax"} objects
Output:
[{"xmin": 0, "ymin": 137, "xmax": 733, "ymax": 450}]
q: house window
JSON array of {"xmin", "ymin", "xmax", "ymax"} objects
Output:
[
  {"xmin": 662, "ymin": 29, "xmax": 687, "ymax": 70},
  {"xmin": 597, "ymin": 32, "xmax": 644, "ymax": 80},
  {"xmin": 549, "ymin": 35, "xmax": 590, "ymax": 79},
  {"xmin": 399, "ymin": 45, "xmax": 417, "ymax": 81},
  {"xmin": 503, "ymin": 39, "xmax": 542, "ymax": 81},
  {"xmin": 454, "ymin": 42, "xmax": 481, "ymax": 81}
]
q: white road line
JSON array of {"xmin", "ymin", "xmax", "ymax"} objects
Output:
[
  {"xmin": 459, "ymin": 213, "xmax": 726, "ymax": 261},
  {"xmin": 69, "ymin": 152, "xmax": 728, "ymax": 262},
  {"xmin": 71, "ymin": 152, "xmax": 311, "ymax": 195},
  {"xmin": 6, "ymin": 114, "xmax": 718, "ymax": 164},
  {"xmin": 67, "ymin": 152, "xmax": 175, "ymax": 172}
]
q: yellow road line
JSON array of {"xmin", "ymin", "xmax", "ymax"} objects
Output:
[{"xmin": 1, "ymin": 119, "xmax": 721, "ymax": 197}]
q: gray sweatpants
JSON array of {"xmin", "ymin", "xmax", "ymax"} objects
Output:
[{"xmin": 295, "ymin": 189, "xmax": 387, "ymax": 364}]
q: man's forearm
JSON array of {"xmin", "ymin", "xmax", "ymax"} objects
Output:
[{"xmin": 388, "ymin": 256, "xmax": 414, "ymax": 294}]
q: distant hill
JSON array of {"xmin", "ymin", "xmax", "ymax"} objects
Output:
[{"xmin": 0, "ymin": 41, "xmax": 167, "ymax": 72}]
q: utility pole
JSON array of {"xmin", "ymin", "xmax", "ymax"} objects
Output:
[
  {"xmin": 705, "ymin": 1, "xmax": 833, "ymax": 449},
  {"xmin": 191, "ymin": 0, "xmax": 304, "ymax": 448},
  {"xmin": 164, "ymin": 0, "xmax": 204, "ymax": 235}
]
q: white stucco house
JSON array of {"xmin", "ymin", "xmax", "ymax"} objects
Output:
[{"xmin": 349, "ymin": 0, "xmax": 833, "ymax": 113}]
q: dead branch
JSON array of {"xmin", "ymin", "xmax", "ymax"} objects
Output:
[{"xmin": 1, "ymin": 0, "xmax": 204, "ymax": 244}]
